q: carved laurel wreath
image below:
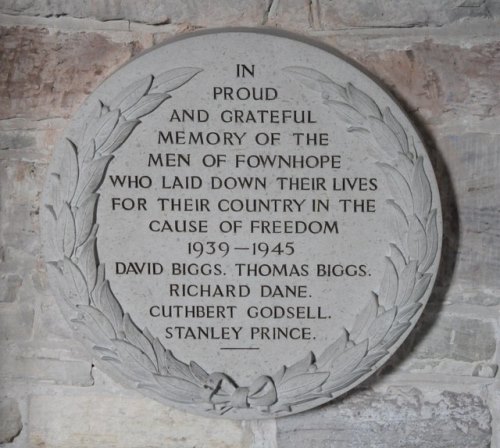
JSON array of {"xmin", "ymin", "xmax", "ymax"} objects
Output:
[{"xmin": 43, "ymin": 65, "xmax": 439, "ymax": 418}]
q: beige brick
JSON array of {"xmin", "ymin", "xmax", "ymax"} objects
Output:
[
  {"xmin": 0, "ymin": 0, "xmax": 269, "ymax": 27},
  {"xmin": 0, "ymin": 26, "xmax": 143, "ymax": 120},
  {"xmin": 331, "ymin": 39, "xmax": 500, "ymax": 128}
]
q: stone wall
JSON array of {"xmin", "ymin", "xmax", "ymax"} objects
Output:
[{"xmin": 0, "ymin": 1, "xmax": 498, "ymax": 446}]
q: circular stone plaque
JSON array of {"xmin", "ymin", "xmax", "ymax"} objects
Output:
[{"xmin": 42, "ymin": 29, "xmax": 442, "ymax": 419}]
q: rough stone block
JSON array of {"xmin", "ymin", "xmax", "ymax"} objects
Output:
[
  {"xmin": 435, "ymin": 133, "xmax": 500, "ymax": 302},
  {"xmin": 0, "ymin": 347, "xmax": 93, "ymax": 386},
  {"xmin": 276, "ymin": 387, "xmax": 492, "ymax": 447},
  {"xmin": 413, "ymin": 313, "xmax": 495, "ymax": 363},
  {"xmin": 28, "ymin": 394, "xmax": 246, "ymax": 448},
  {"xmin": 0, "ymin": 159, "xmax": 46, "ymax": 258},
  {"xmin": 0, "ymin": 306, "xmax": 34, "ymax": 341},
  {"xmin": 322, "ymin": 38, "xmax": 500, "ymax": 129},
  {"xmin": 0, "ymin": 26, "xmax": 142, "ymax": 120},
  {"xmin": 317, "ymin": 0, "xmax": 499, "ymax": 29},
  {"xmin": 0, "ymin": 0, "xmax": 268, "ymax": 26},
  {"xmin": 0, "ymin": 273, "xmax": 22, "ymax": 303},
  {"xmin": 382, "ymin": 311, "xmax": 497, "ymax": 375},
  {"xmin": 0, "ymin": 397, "xmax": 22, "ymax": 444}
]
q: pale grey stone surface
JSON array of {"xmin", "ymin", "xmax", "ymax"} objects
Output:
[
  {"xmin": 0, "ymin": 355, "xmax": 93, "ymax": 386},
  {"xmin": 0, "ymin": 274, "xmax": 22, "ymax": 303},
  {"xmin": 276, "ymin": 388, "xmax": 492, "ymax": 447},
  {"xmin": 0, "ymin": 398, "xmax": 22, "ymax": 444},
  {"xmin": 0, "ymin": 0, "xmax": 498, "ymax": 446},
  {"xmin": 28, "ymin": 393, "xmax": 247, "ymax": 448},
  {"xmin": 0, "ymin": 306, "xmax": 33, "ymax": 341}
]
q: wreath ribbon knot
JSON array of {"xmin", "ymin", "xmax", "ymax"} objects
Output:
[{"xmin": 207, "ymin": 374, "xmax": 277, "ymax": 410}]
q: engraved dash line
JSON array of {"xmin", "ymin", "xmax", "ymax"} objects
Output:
[{"xmin": 220, "ymin": 347, "xmax": 260, "ymax": 350}]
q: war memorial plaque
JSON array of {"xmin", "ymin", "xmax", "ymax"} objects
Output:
[{"xmin": 42, "ymin": 29, "xmax": 442, "ymax": 419}]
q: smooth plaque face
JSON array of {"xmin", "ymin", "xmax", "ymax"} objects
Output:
[{"xmin": 42, "ymin": 29, "xmax": 442, "ymax": 419}]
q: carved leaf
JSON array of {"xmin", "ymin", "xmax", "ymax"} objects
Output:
[
  {"xmin": 163, "ymin": 350, "xmax": 194, "ymax": 381},
  {"xmin": 98, "ymin": 117, "xmax": 141, "ymax": 155},
  {"xmin": 367, "ymin": 308, "xmax": 396, "ymax": 349},
  {"xmin": 397, "ymin": 302, "xmax": 422, "ymax": 323},
  {"xmin": 72, "ymin": 320, "xmax": 114, "ymax": 349},
  {"xmin": 409, "ymin": 135, "xmax": 418, "ymax": 160},
  {"xmin": 325, "ymin": 100, "xmax": 365, "ymax": 127},
  {"xmin": 123, "ymin": 93, "xmax": 171, "ymax": 120},
  {"xmin": 152, "ymin": 67, "xmax": 202, "ymax": 93},
  {"xmin": 358, "ymin": 349, "xmax": 388, "ymax": 370},
  {"xmin": 60, "ymin": 139, "xmax": 79, "ymax": 203},
  {"xmin": 82, "ymin": 116, "xmax": 98, "ymax": 148},
  {"xmin": 122, "ymin": 313, "xmax": 157, "ymax": 370},
  {"xmin": 112, "ymin": 339, "xmax": 157, "ymax": 373},
  {"xmin": 153, "ymin": 374, "xmax": 203, "ymax": 402},
  {"xmin": 412, "ymin": 157, "xmax": 432, "ymax": 218},
  {"xmin": 77, "ymin": 237, "xmax": 97, "ymax": 294},
  {"xmin": 79, "ymin": 139, "xmax": 96, "ymax": 164},
  {"xmin": 152, "ymin": 338, "xmax": 169, "ymax": 376},
  {"xmin": 93, "ymin": 110, "xmax": 120, "ymax": 150},
  {"xmin": 381, "ymin": 322, "xmax": 411, "ymax": 350},
  {"xmin": 378, "ymin": 257, "xmax": 399, "ymax": 308},
  {"xmin": 321, "ymin": 81, "xmax": 348, "ymax": 102},
  {"xmin": 76, "ymin": 304, "xmax": 116, "ymax": 339},
  {"xmin": 383, "ymin": 107, "xmax": 409, "ymax": 154},
  {"xmin": 324, "ymin": 369, "xmax": 371, "ymax": 395},
  {"xmin": 377, "ymin": 163, "xmax": 413, "ymax": 213},
  {"xmin": 93, "ymin": 280, "xmax": 123, "ymax": 330},
  {"xmin": 283, "ymin": 66, "xmax": 347, "ymax": 101},
  {"xmin": 387, "ymin": 199, "xmax": 409, "ymax": 248},
  {"xmin": 329, "ymin": 340, "xmax": 368, "ymax": 378},
  {"xmin": 57, "ymin": 203, "xmax": 76, "ymax": 258},
  {"xmin": 63, "ymin": 257, "xmax": 89, "ymax": 306},
  {"xmin": 407, "ymin": 215, "xmax": 427, "ymax": 264},
  {"xmin": 94, "ymin": 263, "xmax": 105, "ymax": 290},
  {"xmin": 73, "ymin": 155, "xmax": 113, "ymax": 207},
  {"xmin": 369, "ymin": 117, "xmax": 402, "ymax": 157},
  {"xmin": 110, "ymin": 74, "xmax": 153, "ymax": 112},
  {"xmin": 350, "ymin": 295, "xmax": 377, "ymax": 343},
  {"xmin": 317, "ymin": 330, "xmax": 348, "ymax": 369},
  {"xmin": 46, "ymin": 262, "xmax": 68, "ymax": 298},
  {"xmin": 396, "ymin": 260, "xmax": 417, "ymax": 306},
  {"xmin": 74, "ymin": 193, "xmax": 98, "ymax": 247},
  {"xmin": 278, "ymin": 372, "xmax": 330, "ymax": 402},
  {"xmin": 421, "ymin": 209, "xmax": 439, "ymax": 272},
  {"xmin": 405, "ymin": 273, "xmax": 432, "ymax": 306},
  {"xmin": 347, "ymin": 83, "xmax": 381, "ymax": 119},
  {"xmin": 272, "ymin": 366, "xmax": 286, "ymax": 384},
  {"xmin": 43, "ymin": 206, "xmax": 60, "ymax": 261},
  {"xmin": 389, "ymin": 243, "xmax": 407, "ymax": 273},
  {"xmin": 47, "ymin": 173, "xmax": 63, "ymax": 216},
  {"xmin": 396, "ymin": 152, "xmax": 415, "ymax": 181},
  {"xmin": 103, "ymin": 357, "xmax": 154, "ymax": 385},
  {"xmin": 143, "ymin": 327, "xmax": 155, "ymax": 344},
  {"xmin": 189, "ymin": 361, "xmax": 209, "ymax": 384},
  {"xmin": 281, "ymin": 352, "xmax": 315, "ymax": 382}
]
